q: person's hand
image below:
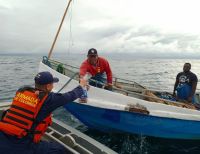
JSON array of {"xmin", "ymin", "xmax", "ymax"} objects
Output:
[
  {"xmin": 86, "ymin": 84, "xmax": 90, "ymax": 91},
  {"xmin": 79, "ymin": 78, "xmax": 87, "ymax": 88},
  {"xmin": 104, "ymin": 83, "xmax": 113, "ymax": 90}
]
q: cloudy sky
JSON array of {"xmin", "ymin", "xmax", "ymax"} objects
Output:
[{"xmin": 1, "ymin": 0, "xmax": 200, "ymax": 57}]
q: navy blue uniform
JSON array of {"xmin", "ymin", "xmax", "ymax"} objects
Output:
[{"xmin": 0, "ymin": 86, "xmax": 83, "ymax": 154}]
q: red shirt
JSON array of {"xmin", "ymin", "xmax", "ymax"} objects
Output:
[{"xmin": 80, "ymin": 57, "xmax": 112, "ymax": 84}]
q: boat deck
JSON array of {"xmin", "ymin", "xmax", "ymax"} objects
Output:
[{"xmin": 0, "ymin": 102, "xmax": 117, "ymax": 154}]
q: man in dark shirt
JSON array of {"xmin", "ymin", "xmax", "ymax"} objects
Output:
[
  {"xmin": 173, "ymin": 63, "xmax": 198, "ymax": 103},
  {"xmin": 0, "ymin": 71, "xmax": 87, "ymax": 154}
]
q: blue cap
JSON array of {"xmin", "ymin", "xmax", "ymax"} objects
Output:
[{"xmin": 34, "ymin": 71, "xmax": 59, "ymax": 85}]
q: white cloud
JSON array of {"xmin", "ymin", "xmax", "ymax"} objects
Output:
[{"xmin": 1, "ymin": 0, "xmax": 200, "ymax": 57}]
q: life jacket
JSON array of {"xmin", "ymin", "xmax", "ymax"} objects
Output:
[{"xmin": 0, "ymin": 87, "xmax": 52, "ymax": 143}]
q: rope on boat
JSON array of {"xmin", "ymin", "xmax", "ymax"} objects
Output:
[
  {"xmin": 83, "ymin": 71, "xmax": 199, "ymax": 110},
  {"xmin": 87, "ymin": 77, "xmax": 199, "ymax": 110},
  {"xmin": 43, "ymin": 59, "xmax": 199, "ymax": 110},
  {"xmin": 57, "ymin": 72, "xmax": 79, "ymax": 93},
  {"xmin": 113, "ymin": 86, "xmax": 199, "ymax": 110}
]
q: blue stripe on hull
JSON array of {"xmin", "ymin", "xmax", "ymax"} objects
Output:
[{"xmin": 64, "ymin": 102, "xmax": 200, "ymax": 140}]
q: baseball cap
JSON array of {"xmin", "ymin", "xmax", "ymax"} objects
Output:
[
  {"xmin": 34, "ymin": 71, "xmax": 59, "ymax": 85},
  {"xmin": 87, "ymin": 48, "xmax": 98, "ymax": 56}
]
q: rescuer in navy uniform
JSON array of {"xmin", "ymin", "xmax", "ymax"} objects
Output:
[{"xmin": 0, "ymin": 71, "xmax": 87, "ymax": 154}]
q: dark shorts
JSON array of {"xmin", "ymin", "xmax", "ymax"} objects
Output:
[
  {"xmin": 89, "ymin": 73, "xmax": 106, "ymax": 88},
  {"xmin": 176, "ymin": 84, "xmax": 194, "ymax": 103}
]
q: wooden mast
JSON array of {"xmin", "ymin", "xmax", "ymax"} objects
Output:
[{"xmin": 48, "ymin": 0, "xmax": 73, "ymax": 59}]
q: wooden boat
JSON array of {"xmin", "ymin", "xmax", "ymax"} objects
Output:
[
  {"xmin": 39, "ymin": 58, "xmax": 200, "ymax": 140},
  {"xmin": 0, "ymin": 102, "xmax": 117, "ymax": 154},
  {"xmin": 37, "ymin": 0, "xmax": 200, "ymax": 140}
]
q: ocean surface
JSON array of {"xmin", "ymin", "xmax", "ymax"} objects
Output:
[{"xmin": 1, "ymin": 54, "xmax": 200, "ymax": 154}]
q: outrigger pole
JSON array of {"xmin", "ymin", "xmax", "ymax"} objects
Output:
[{"xmin": 48, "ymin": 0, "xmax": 73, "ymax": 59}]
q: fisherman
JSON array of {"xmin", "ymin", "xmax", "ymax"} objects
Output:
[
  {"xmin": 80, "ymin": 48, "xmax": 113, "ymax": 90},
  {"xmin": 0, "ymin": 71, "xmax": 87, "ymax": 154},
  {"xmin": 173, "ymin": 63, "xmax": 198, "ymax": 103}
]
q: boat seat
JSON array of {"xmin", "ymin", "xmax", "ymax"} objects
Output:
[
  {"xmin": 59, "ymin": 134, "xmax": 76, "ymax": 147},
  {"xmin": 59, "ymin": 134, "xmax": 93, "ymax": 154},
  {"xmin": 70, "ymin": 134, "xmax": 107, "ymax": 154},
  {"xmin": 46, "ymin": 124, "xmax": 96, "ymax": 154}
]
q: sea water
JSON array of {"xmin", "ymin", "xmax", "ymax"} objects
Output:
[{"xmin": 1, "ymin": 53, "xmax": 200, "ymax": 154}]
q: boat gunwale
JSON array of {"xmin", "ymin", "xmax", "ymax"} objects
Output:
[{"xmin": 45, "ymin": 59, "xmax": 200, "ymax": 112}]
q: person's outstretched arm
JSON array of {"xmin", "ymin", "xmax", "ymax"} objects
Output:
[{"xmin": 38, "ymin": 79, "xmax": 87, "ymax": 119}]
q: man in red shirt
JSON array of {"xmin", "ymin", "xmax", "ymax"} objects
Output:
[{"xmin": 80, "ymin": 48, "xmax": 113, "ymax": 90}]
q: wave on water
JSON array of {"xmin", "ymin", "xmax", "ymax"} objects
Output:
[{"xmin": 1, "ymin": 54, "xmax": 200, "ymax": 153}]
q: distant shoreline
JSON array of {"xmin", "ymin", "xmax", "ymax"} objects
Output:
[{"xmin": 0, "ymin": 52, "xmax": 200, "ymax": 59}]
